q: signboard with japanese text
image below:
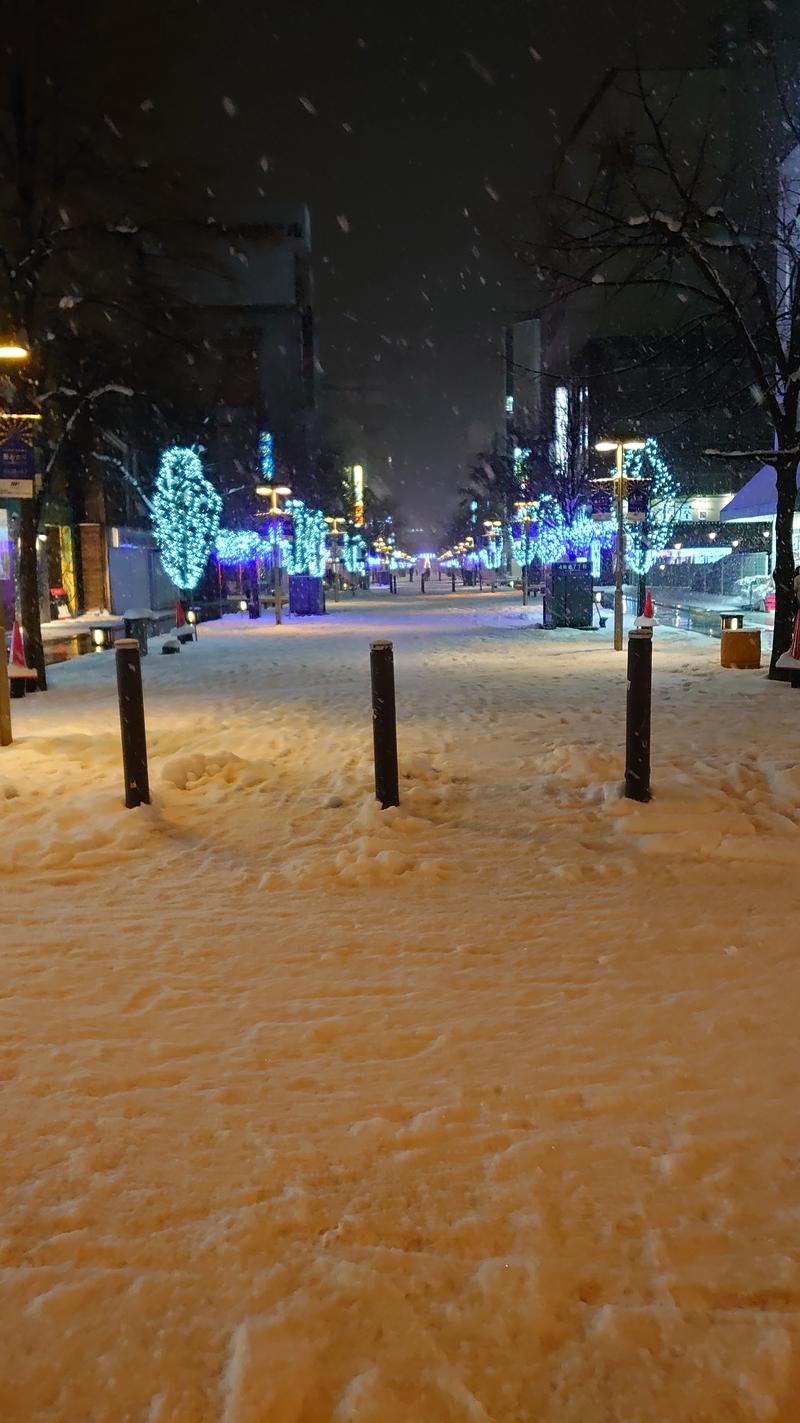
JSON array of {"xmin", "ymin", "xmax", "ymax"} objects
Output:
[{"xmin": 0, "ymin": 416, "xmax": 39, "ymax": 500}]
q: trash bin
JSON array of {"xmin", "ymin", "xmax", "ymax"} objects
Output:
[
  {"xmin": 543, "ymin": 563, "xmax": 594, "ymax": 628},
  {"xmin": 288, "ymin": 575, "xmax": 325, "ymax": 616},
  {"xmin": 123, "ymin": 615, "xmax": 149, "ymax": 657},
  {"xmin": 720, "ymin": 628, "xmax": 761, "ymax": 669}
]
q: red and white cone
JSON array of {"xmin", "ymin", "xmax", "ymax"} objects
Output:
[
  {"xmin": 790, "ymin": 608, "xmax": 800, "ymax": 662},
  {"xmin": 8, "ymin": 621, "xmax": 37, "ymax": 695}
]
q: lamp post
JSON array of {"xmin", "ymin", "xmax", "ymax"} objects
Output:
[
  {"xmin": 256, "ymin": 482, "xmax": 291, "ymax": 624},
  {"xmin": 484, "ymin": 519, "xmax": 502, "ymax": 588},
  {"xmin": 325, "ymin": 515, "xmax": 346, "ymax": 601},
  {"xmin": 595, "ymin": 437, "xmax": 646, "ymax": 651},
  {"xmin": 513, "ymin": 501, "xmax": 535, "ymax": 605},
  {"xmin": 1, "ymin": 337, "xmax": 33, "ymax": 725}
]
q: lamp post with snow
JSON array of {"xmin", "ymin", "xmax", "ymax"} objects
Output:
[
  {"xmin": 256, "ymin": 482, "xmax": 292, "ymax": 624},
  {"xmin": 594, "ymin": 437, "xmax": 646, "ymax": 651},
  {"xmin": 325, "ymin": 515, "xmax": 346, "ymax": 601}
]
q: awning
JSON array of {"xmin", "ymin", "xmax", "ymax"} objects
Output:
[{"xmin": 720, "ymin": 462, "xmax": 799, "ymax": 522}]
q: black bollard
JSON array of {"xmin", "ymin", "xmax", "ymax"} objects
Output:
[
  {"xmin": 421, "ymin": 574, "xmax": 426, "ymax": 594},
  {"xmin": 115, "ymin": 639, "xmax": 151, "ymax": 808},
  {"xmin": 625, "ymin": 630, "xmax": 652, "ymax": 803},
  {"xmin": 451, "ymin": 572, "xmax": 456, "ymax": 593},
  {"xmin": 370, "ymin": 639, "xmax": 400, "ymax": 808}
]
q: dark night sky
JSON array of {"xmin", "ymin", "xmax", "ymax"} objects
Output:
[{"xmin": 96, "ymin": 0, "xmax": 723, "ymax": 532}]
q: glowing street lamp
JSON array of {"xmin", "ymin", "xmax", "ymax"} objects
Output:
[
  {"xmin": 0, "ymin": 343, "xmax": 29, "ymax": 361},
  {"xmin": 594, "ymin": 436, "xmax": 646, "ymax": 651}
]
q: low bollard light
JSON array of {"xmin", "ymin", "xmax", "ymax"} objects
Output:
[{"xmin": 720, "ymin": 612, "xmax": 744, "ymax": 632}]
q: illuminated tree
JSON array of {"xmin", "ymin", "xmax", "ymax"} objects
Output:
[
  {"xmin": 152, "ymin": 447, "xmax": 222, "ymax": 593},
  {"xmin": 623, "ymin": 438, "xmax": 681, "ymax": 575}
]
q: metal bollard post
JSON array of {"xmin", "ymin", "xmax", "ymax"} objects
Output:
[
  {"xmin": 625, "ymin": 629, "xmax": 652, "ymax": 803},
  {"xmin": 451, "ymin": 572, "xmax": 456, "ymax": 593},
  {"xmin": 370, "ymin": 640, "xmax": 399, "ymax": 808},
  {"xmin": 0, "ymin": 653, "xmax": 11, "ymax": 747},
  {"xmin": 115, "ymin": 639, "xmax": 151, "ymax": 808}
]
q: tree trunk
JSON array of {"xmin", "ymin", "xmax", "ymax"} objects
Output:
[
  {"xmin": 768, "ymin": 452, "xmax": 797, "ymax": 680},
  {"xmin": 18, "ymin": 500, "xmax": 47, "ymax": 690}
]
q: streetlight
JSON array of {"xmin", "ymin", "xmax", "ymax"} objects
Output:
[
  {"xmin": 325, "ymin": 515, "xmax": 347, "ymax": 600},
  {"xmin": 513, "ymin": 501, "xmax": 536, "ymax": 605},
  {"xmin": 256, "ymin": 483, "xmax": 291, "ymax": 623},
  {"xmin": 595, "ymin": 436, "xmax": 646, "ymax": 651},
  {"xmin": 1, "ymin": 340, "xmax": 34, "ymax": 732}
]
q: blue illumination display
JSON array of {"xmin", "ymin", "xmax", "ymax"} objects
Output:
[
  {"xmin": 258, "ymin": 431, "xmax": 275, "ymax": 482},
  {"xmin": 623, "ymin": 438, "xmax": 680, "ymax": 575},
  {"xmin": 215, "ymin": 529, "xmax": 263, "ymax": 565},
  {"xmin": 283, "ymin": 499, "xmax": 328, "ymax": 577},
  {"xmin": 152, "ymin": 446, "xmax": 222, "ymax": 591}
]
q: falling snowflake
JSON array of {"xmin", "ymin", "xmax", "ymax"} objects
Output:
[
  {"xmin": 140, "ymin": 99, "xmax": 154, "ymax": 112},
  {"xmin": 462, "ymin": 51, "xmax": 495, "ymax": 85},
  {"xmin": 259, "ymin": 155, "xmax": 270, "ymax": 171},
  {"xmin": 342, "ymin": 122, "xmax": 353, "ymax": 134},
  {"xmin": 299, "ymin": 96, "xmax": 317, "ymax": 115},
  {"xmin": 336, "ymin": 214, "xmax": 350, "ymax": 233},
  {"xmin": 484, "ymin": 183, "xmax": 500, "ymax": 202},
  {"xmin": 222, "ymin": 96, "xmax": 238, "ymax": 117},
  {"xmin": 528, "ymin": 47, "xmax": 542, "ymax": 62},
  {"xmin": 104, "ymin": 114, "xmax": 121, "ymax": 136}
]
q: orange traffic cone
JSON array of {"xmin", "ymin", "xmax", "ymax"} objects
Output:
[
  {"xmin": 175, "ymin": 599, "xmax": 186, "ymax": 627},
  {"xmin": 790, "ymin": 608, "xmax": 800, "ymax": 662},
  {"xmin": 643, "ymin": 590, "xmax": 654, "ymax": 619}
]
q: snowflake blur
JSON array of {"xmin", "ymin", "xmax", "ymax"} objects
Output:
[{"xmin": 152, "ymin": 446, "xmax": 222, "ymax": 592}]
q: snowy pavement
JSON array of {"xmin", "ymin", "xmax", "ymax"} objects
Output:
[{"xmin": 2, "ymin": 588, "xmax": 800, "ymax": 1422}]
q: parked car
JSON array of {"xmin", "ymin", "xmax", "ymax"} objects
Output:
[{"xmin": 731, "ymin": 575, "xmax": 761, "ymax": 604}]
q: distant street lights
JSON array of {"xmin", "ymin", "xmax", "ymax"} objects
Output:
[{"xmin": 595, "ymin": 437, "xmax": 646, "ymax": 651}]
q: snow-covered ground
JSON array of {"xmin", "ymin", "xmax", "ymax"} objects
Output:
[{"xmin": 3, "ymin": 587, "xmax": 800, "ymax": 1422}]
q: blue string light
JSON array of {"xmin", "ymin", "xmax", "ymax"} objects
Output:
[
  {"xmin": 623, "ymin": 438, "xmax": 680, "ymax": 575},
  {"xmin": 258, "ymin": 431, "xmax": 275, "ymax": 482},
  {"xmin": 342, "ymin": 531, "xmax": 367, "ymax": 575},
  {"xmin": 152, "ymin": 446, "xmax": 222, "ymax": 591},
  {"xmin": 215, "ymin": 529, "xmax": 263, "ymax": 566},
  {"xmin": 283, "ymin": 499, "xmax": 328, "ymax": 577}
]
